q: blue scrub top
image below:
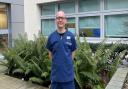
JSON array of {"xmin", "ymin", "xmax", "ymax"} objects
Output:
[{"xmin": 46, "ymin": 30, "xmax": 77, "ymax": 82}]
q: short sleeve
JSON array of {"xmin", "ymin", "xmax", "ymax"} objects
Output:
[
  {"xmin": 71, "ymin": 35, "xmax": 77, "ymax": 52},
  {"xmin": 46, "ymin": 36, "xmax": 52, "ymax": 52}
]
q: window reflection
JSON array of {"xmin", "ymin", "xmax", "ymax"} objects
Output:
[
  {"xmin": 79, "ymin": 16, "xmax": 100, "ymax": 37},
  {"xmin": 0, "ymin": 3, "xmax": 8, "ymax": 29},
  {"xmin": 0, "ymin": 34, "xmax": 8, "ymax": 52}
]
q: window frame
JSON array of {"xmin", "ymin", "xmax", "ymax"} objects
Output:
[{"xmin": 40, "ymin": 0, "xmax": 128, "ymax": 42}]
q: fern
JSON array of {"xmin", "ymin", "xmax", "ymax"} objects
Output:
[
  {"xmin": 12, "ymin": 68, "xmax": 24, "ymax": 74},
  {"xmin": 1, "ymin": 34, "xmax": 50, "ymax": 86},
  {"xmin": 0, "ymin": 34, "xmax": 124, "ymax": 89},
  {"xmin": 74, "ymin": 37, "xmax": 122, "ymax": 89},
  {"xmin": 29, "ymin": 77, "xmax": 43, "ymax": 84}
]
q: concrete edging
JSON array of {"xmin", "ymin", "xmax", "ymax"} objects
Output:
[{"xmin": 105, "ymin": 68, "xmax": 128, "ymax": 89}]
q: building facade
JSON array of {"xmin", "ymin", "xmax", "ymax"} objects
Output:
[
  {"xmin": 1, "ymin": 0, "xmax": 128, "ymax": 51},
  {"xmin": 25, "ymin": 0, "xmax": 128, "ymax": 43}
]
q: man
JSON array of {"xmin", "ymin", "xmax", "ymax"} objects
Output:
[{"xmin": 46, "ymin": 11, "xmax": 77, "ymax": 89}]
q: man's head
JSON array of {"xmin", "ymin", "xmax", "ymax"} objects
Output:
[{"xmin": 55, "ymin": 11, "xmax": 67, "ymax": 30}]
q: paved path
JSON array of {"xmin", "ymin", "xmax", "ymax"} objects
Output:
[
  {"xmin": 0, "ymin": 64, "xmax": 48, "ymax": 89},
  {"xmin": 0, "ymin": 74, "xmax": 48, "ymax": 89}
]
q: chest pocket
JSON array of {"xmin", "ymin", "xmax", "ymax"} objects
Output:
[{"xmin": 64, "ymin": 39, "xmax": 72, "ymax": 52}]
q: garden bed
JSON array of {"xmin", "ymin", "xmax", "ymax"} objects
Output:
[{"xmin": 1, "ymin": 35, "xmax": 128, "ymax": 89}]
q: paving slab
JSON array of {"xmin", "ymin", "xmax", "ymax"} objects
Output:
[
  {"xmin": 105, "ymin": 85, "xmax": 122, "ymax": 89},
  {"xmin": 0, "ymin": 74, "xmax": 48, "ymax": 89},
  {"xmin": 0, "ymin": 64, "xmax": 49, "ymax": 89}
]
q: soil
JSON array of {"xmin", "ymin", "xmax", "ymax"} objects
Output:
[{"xmin": 123, "ymin": 74, "xmax": 128, "ymax": 89}]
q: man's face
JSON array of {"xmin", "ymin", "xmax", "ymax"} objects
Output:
[{"xmin": 55, "ymin": 11, "xmax": 67, "ymax": 29}]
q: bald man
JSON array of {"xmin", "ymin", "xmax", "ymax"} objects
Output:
[{"xmin": 46, "ymin": 11, "xmax": 77, "ymax": 89}]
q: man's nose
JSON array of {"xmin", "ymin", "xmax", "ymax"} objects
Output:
[{"xmin": 59, "ymin": 19, "xmax": 63, "ymax": 21}]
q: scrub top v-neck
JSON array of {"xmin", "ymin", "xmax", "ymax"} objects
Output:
[{"xmin": 46, "ymin": 30, "xmax": 77, "ymax": 82}]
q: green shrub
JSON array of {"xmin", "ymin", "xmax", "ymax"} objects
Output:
[
  {"xmin": 74, "ymin": 37, "xmax": 123, "ymax": 89},
  {"xmin": 1, "ymin": 34, "xmax": 51, "ymax": 87},
  {"xmin": 89, "ymin": 43, "xmax": 128, "ymax": 52},
  {"xmin": 0, "ymin": 35, "xmax": 125, "ymax": 89}
]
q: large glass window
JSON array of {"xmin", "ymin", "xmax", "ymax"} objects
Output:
[
  {"xmin": 58, "ymin": 2, "xmax": 75, "ymax": 14},
  {"xmin": 66, "ymin": 18, "xmax": 76, "ymax": 35},
  {"xmin": 0, "ymin": 3, "xmax": 8, "ymax": 29},
  {"xmin": 79, "ymin": 0, "xmax": 100, "ymax": 12},
  {"xmin": 41, "ymin": 19, "xmax": 55, "ymax": 36},
  {"xmin": 0, "ymin": 34, "xmax": 8, "ymax": 52},
  {"xmin": 41, "ymin": 3, "xmax": 55, "ymax": 16},
  {"xmin": 79, "ymin": 16, "xmax": 100, "ymax": 37},
  {"xmin": 105, "ymin": 14, "xmax": 128, "ymax": 37},
  {"xmin": 40, "ymin": 0, "xmax": 128, "ymax": 40},
  {"xmin": 105, "ymin": 0, "xmax": 128, "ymax": 10}
]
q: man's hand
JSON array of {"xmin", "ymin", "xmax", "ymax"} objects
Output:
[
  {"xmin": 48, "ymin": 51, "xmax": 52, "ymax": 59},
  {"xmin": 71, "ymin": 51, "xmax": 75, "ymax": 60}
]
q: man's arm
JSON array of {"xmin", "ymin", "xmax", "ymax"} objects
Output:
[
  {"xmin": 48, "ymin": 51, "xmax": 52, "ymax": 59},
  {"xmin": 71, "ymin": 35, "xmax": 77, "ymax": 60},
  {"xmin": 71, "ymin": 51, "xmax": 76, "ymax": 60}
]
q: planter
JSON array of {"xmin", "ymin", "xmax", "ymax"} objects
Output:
[{"xmin": 105, "ymin": 68, "xmax": 128, "ymax": 89}]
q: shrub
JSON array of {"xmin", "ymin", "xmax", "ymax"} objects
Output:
[
  {"xmin": 0, "ymin": 35, "xmax": 125, "ymax": 89},
  {"xmin": 1, "ymin": 34, "xmax": 51, "ymax": 87},
  {"xmin": 74, "ymin": 37, "xmax": 123, "ymax": 89}
]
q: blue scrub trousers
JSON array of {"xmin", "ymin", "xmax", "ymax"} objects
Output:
[{"xmin": 51, "ymin": 81, "xmax": 75, "ymax": 89}]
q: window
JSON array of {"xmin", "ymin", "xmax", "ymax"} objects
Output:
[
  {"xmin": 40, "ymin": 0, "xmax": 128, "ymax": 40},
  {"xmin": 58, "ymin": 2, "xmax": 75, "ymax": 14},
  {"xmin": 0, "ymin": 34, "xmax": 8, "ymax": 52},
  {"xmin": 0, "ymin": 3, "xmax": 8, "ymax": 29},
  {"xmin": 0, "ymin": 3, "xmax": 9, "ymax": 52},
  {"xmin": 79, "ymin": 16, "xmax": 100, "ymax": 37},
  {"xmin": 105, "ymin": 0, "xmax": 128, "ymax": 10},
  {"xmin": 105, "ymin": 14, "xmax": 128, "ymax": 37},
  {"xmin": 79, "ymin": 0, "xmax": 100, "ymax": 12},
  {"xmin": 41, "ymin": 3, "xmax": 55, "ymax": 15},
  {"xmin": 41, "ymin": 19, "xmax": 55, "ymax": 36},
  {"xmin": 66, "ymin": 18, "xmax": 76, "ymax": 35}
]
